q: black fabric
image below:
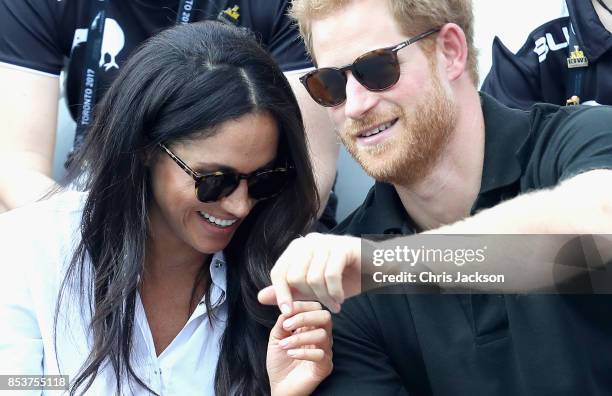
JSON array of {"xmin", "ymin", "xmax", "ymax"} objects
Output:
[
  {"xmin": 0, "ymin": 0, "xmax": 311, "ymax": 121},
  {"xmin": 315, "ymin": 186, "xmax": 339, "ymax": 232},
  {"xmin": 316, "ymin": 93, "xmax": 612, "ymax": 395},
  {"xmin": 481, "ymin": 0, "xmax": 612, "ymax": 109}
]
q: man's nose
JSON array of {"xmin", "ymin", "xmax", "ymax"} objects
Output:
[{"xmin": 343, "ymin": 72, "xmax": 379, "ymax": 119}]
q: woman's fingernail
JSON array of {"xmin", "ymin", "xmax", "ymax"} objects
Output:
[
  {"xmin": 287, "ymin": 349, "xmax": 298, "ymax": 357},
  {"xmin": 283, "ymin": 318, "xmax": 295, "ymax": 329},
  {"xmin": 279, "ymin": 338, "xmax": 291, "ymax": 348},
  {"xmin": 281, "ymin": 304, "xmax": 291, "ymax": 315}
]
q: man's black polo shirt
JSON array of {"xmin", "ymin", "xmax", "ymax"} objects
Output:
[{"xmin": 315, "ymin": 94, "xmax": 612, "ymax": 395}]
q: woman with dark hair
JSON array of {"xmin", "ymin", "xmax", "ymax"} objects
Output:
[{"xmin": 0, "ymin": 21, "xmax": 331, "ymax": 395}]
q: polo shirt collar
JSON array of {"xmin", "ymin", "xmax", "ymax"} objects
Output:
[
  {"xmin": 206, "ymin": 251, "xmax": 227, "ymax": 303},
  {"xmin": 336, "ymin": 181, "xmax": 418, "ymax": 236},
  {"xmin": 478, "ymin": 92, "xmax": 530, "ymax": 194},
  {"xmin": 362, "ymin": 182, "xmax": 416, "ymax": 234},
  {"xmin": 566, "ymin": 0, "xmax": 612, "ymax": 62},
  {"xmin": 210, "ymin": 252, "xmax": 227, "ymax": 291}
]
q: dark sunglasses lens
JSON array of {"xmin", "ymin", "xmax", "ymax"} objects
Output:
[
  {"xmin": 248, "ymin": 170, "xmax": 291, "ymax": 200},
  {"xmin": 196, "ymin": 175, "xmax": 238, "ymax": 202},
  {"xmin": 305, "ymin": 69, "xmax": 347, "ymax": 107},
  {"xmin": 353, "ymin": 49, "xmax": 400, "ymax": 90}
]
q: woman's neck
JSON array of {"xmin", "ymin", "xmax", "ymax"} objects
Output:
[
  {"xmin": 141, "ymin": 235, "xmax": 211, "ymax": 322},
  {"xmin": 145, "ymin": 202, "xmax": 210, "ymax": 284},
  {"xmin": 144, "ymin": 233, "xmax": 209, "ymax": 287}
]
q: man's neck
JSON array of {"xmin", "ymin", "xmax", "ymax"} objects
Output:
[
  {"xmin": 394, "ymin": 88, "xmax": 485, "ymax": 231},
  {"xmin": 593, "ymin": 0, "xmax": 612, "ymax": 33}
]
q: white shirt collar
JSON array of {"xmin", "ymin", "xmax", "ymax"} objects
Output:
[{"xmin": 209, "ymin": 251, "xmax": 227, "ymax": 295}]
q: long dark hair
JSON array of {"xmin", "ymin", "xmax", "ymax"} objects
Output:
[{"xmin": 57, "ymin": 21, "xmax": 318, "ymax": 395}]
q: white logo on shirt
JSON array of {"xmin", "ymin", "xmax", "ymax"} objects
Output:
[
  {"xmin": 71, "ymin": 18, "xmax": 126, "ymax": 72},
  {"xmin": 533, "ymin": 26, "xmax": 570, "ymax": 63}
]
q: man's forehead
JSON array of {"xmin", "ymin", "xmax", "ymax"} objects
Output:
[{"xmin": 310, "ymin": 0, "xmax": 406, "ymax": 67}]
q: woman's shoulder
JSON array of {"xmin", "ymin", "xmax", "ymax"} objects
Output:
[
  {"xmin": 0, "ymin": 191, "xmax": 87, "ymax": 273},
  {"xmin": 0, "ymin": 190, "xmax": 85, "ymax": 232},
  {"xmin": 0, "ymin": 191, "xmax": 92, "ymax": 378}
]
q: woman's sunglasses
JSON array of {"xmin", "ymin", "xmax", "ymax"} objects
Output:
[
  {"xmin": 159, "ymin": 143, "xmax": 293, "ymax": 203},
  {"xmin": 300, "ymin": 28, "xmax": 440, "ymax": 107}
]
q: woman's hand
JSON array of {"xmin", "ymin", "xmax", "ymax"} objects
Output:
[{"xmin": 267, "ymin": 301, "xmax": 333, "ymax": 396}]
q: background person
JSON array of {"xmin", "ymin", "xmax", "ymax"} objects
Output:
[
  {"xmin": 259, "ymin": 0, "xmax": 612, "ymax": 394},
  {"xmin": 0, "ymin": 21, "xmax": 332, "ymax": 395},
  {"xmin": 482, "ymin": 0, "xmax": 612, "ymax": 108},
  {"xmin": 0, "ymin": 0, "xmax": 339, "ymax": 227}
]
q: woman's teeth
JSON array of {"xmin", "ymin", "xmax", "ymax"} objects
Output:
[{"xmin": 199, "ymin": 211, "xmax": 238, "ymax": 228}]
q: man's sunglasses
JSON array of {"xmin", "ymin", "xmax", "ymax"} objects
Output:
[
  {"xmin": 300, "ymin": 28, "xmax": 440, "ymax": 107},
  {"xmin": 159, "ymin": 143, "xmax": 293, "ymax": 203}
]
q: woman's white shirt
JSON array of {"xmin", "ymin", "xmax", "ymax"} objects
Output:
[{"xmin": 0, "ymin": 191, "xmax": 228, "ymax": 395}]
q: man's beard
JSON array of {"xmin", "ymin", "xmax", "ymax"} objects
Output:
[{"xmin": 339, "ymin": 70, "xmax": 458, "ymax": 186}]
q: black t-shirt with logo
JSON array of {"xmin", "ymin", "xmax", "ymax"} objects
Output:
[
  {"xmin": 0, "ymin": 0, "xmax": 311, "ymax": 121},
  {"xmin": 482, "ymin": 0, "xmax": 612, "ymax": 109}
]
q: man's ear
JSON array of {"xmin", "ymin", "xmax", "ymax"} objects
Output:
[{"xmin": 436, "ymin": 23, "xmax": 468, "ymax": 82}]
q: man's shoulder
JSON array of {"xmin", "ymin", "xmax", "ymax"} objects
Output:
[
  {"xmin": 228, "ymin": 0, "xmax": 310, "ymax": 71},
  {"xmin": 534, "ymin": 104, "xmax": 612, "ymax": 156},
  {"xmin": 528, "ymin": 103, "xmax": 612, "ymax": 133},
  {"xmin": 517, "ymin": 103, "xmax": 612, "ymax": 188},
  {"xmin": 0, "ymin": 0, "xmax": 73, "ymax": 24},
  {"xmin": 216, "ymin": 0, "xmax": 290, "ymax": 30},
  {"xmin": 0, "ymin": 0, "xmax": 80, "ymax": 74},
  {"xmin": 238, "ymin": 0, "xmax": 288, "ymax": 14}
]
